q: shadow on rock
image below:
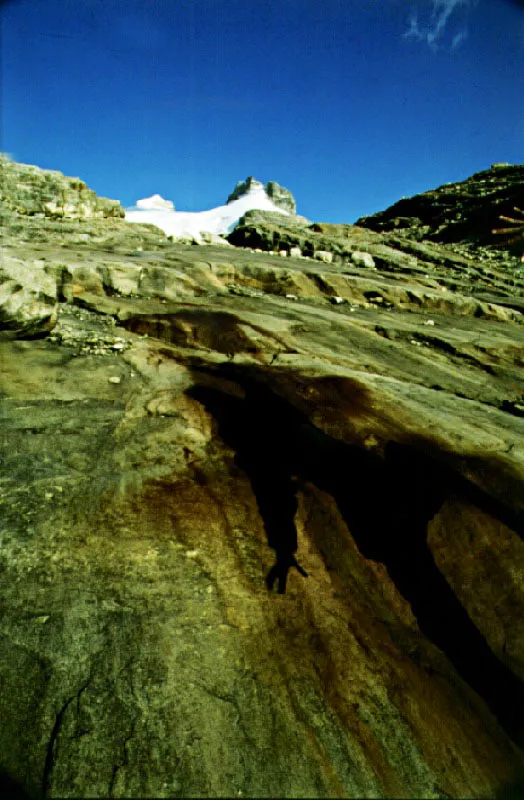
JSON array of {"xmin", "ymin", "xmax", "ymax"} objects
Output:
[{"xmin": 188, "ymin": 365, "xmax": 524, "ymax": 748}]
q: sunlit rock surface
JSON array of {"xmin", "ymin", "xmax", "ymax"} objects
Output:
[
  {"xmin": 1, "ymin": 158, "xmax": 524, "ymax": 799},
  {"xmin": 0, "ymin": 252, "xmax": 58, "ymax": 336},
  {"xmin": 0, "ymin": 154, "xmax": 124, "ymax": 220}
]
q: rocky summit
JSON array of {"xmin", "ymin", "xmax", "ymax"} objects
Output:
[
  {"xmin": 227, "ymin": 176, "xmax": 297, "ymax": 213},
  {"xmin": 1, "ymin": 155, "xmax": 524, "ymax": 799}
]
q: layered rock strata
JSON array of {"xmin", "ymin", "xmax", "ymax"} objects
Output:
[
  {"xmin": 0, "ymin": 154, "xmax": 124, "ymax": 220},
  {"xmin": 1, "ymin": 159, "xmax": 524, "ymax": 799}
]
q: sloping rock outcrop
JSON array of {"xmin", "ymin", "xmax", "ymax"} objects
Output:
[
  {"xmin": 355, "ymin": 163, "xmax": 524, "ymax": 254},
  {"xmin": 1, "ymin": 158, "xmax": 524, "ymax": 799},
  {"xmin": 0, "ymin": 154, "xmax": 124, "ymax": 220},
  {"xmin": 236, "ymin": 208, "xmax": 311, "ymax": 228},
  {"xmin": 227, "ymin": 214, "xmax": 367, "ymax": 257}
]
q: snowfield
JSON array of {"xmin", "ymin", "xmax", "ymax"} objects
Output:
[{"xmin": 125, "ymin": 184, "xmax": 289, "ymax": 241}]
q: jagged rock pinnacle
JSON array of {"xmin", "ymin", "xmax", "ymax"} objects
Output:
[{"xmin": 226, "ymin": 176, "xmax": 296, "ymax": 213}]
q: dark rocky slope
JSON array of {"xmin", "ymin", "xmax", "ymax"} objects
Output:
[
  {"xmin": 356, "ymin": 163, "xmax": 524, "ymax": 254},
  {"xmin": 1, "ymin": 156, "xmax": 524, "ymax": 799}
]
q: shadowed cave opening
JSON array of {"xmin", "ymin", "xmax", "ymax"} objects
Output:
[{"xmin": 188, "ymin": 365, "xmax": 524, "ymax": 748}]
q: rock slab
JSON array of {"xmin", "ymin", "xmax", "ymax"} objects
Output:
[{"xmin": 1, "ymin": 157, "xmax": 524, "ymax": 799}]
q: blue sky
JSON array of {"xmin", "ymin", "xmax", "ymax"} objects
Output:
[{"xmin": 2, "ymin": 0, "xmax": 524, "ymax": 222}]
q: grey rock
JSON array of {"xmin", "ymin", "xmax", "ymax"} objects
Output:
[
  {"xmin": 351, "ymin": 251, "xmax": 376, "ymax": 269},
  {"xmin": 314, "ymin": 250, "xmax": 334, "ymax": 263},
  {"xmin": 236, "ymin": 208, "xmax": 309, "ymax": 228},
  {"xmin": 265, "ymin": 180, "xmax": 297, "ymax": 213},
  {"xmin": 226, "ymin": 176, "xmax": 297, "ymax": 213},
  {"xmin": 178, "ymin": 231, "xmax": 233, "ymax": 247}
]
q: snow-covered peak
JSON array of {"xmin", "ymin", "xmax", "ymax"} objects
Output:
[
  {"xmin": 243, "ymin": 182, "xmax": 265, "ymax": 196},
  {"xmin": 125, "ymin": 180, "xmax": 291, "ymax": 242},
  {"xmin": 135, "ymin": 194, "xmax": 175, "ymax": 211},
  {"xmin": 226, "ymin": 177, "xmax": 296, "ymax": 213},
  {"xmin": 226, "ymin": 177, "xmax": 265, "ymax": 204}
]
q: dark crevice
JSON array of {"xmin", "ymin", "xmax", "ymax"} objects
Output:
[
  {"xmin": 500, "ymin": 399, "xmax": 524, "ymax": 419},
  {"xmin": 41, "ymin": 695, "xmax": 75, "ymax": 799},
  {"xmin": 308, "ymin": 273, "xmax": 334, "ymax": 295},
  {"xmin": 108, "ymin": 718, "xmax": 136, "ymax": 798},
  {"xmin": 41, "ymin": 678, "xmax": 91, "ymax": 799},
  {"xmin": 187, "ymin": 364, "xmax": 524, "ymax": 748}
]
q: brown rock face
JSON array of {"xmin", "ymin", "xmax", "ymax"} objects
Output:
[{"xmin": 1, "ymin": 160, "xmax": 524, "ymax": 799}]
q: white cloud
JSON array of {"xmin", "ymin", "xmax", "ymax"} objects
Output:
[
  {"xmin": 451, "ymin": 30, "xmax": 466, "ymax": 49},
  {"xmin": 403, "ymin": 0, "xmax": 477, "ymax": 51}
]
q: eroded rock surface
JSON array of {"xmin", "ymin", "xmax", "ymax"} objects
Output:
[
  {"xmin": 0, "ymin": 154, "xmax": 124, "ymax": 220},
  {"xmin": 1, "ymin": 159, "xmax": 524, "ymax": 799},
  {"xmin": 0, "ymin": 252, "xmax": 57, "ymax": 336}
]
